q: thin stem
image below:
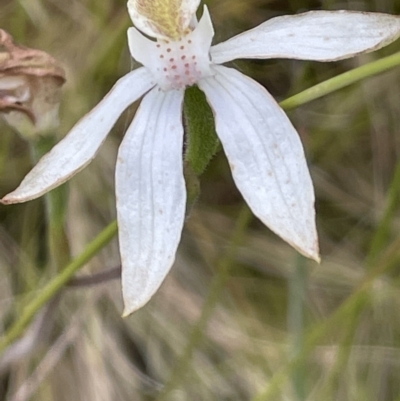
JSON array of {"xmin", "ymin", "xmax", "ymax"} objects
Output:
[
  {"xmin": 280, "ymin": 51, "xmax": 400, "ymax": 110},
  {"xmin": 30, "ymin": 137, "xmax": 70, "ymax": 270},
  {"xmin": 67, "ymin": 265, "xmax": 121, "ymax": 288},
  {"xmin": 0, "ymin": 220, "xmax": 118, "ymax": 354},
  {"xmin": 287, "ymin": 254, "xmax": 308, "ymax": 401},
  {"xmin": 0, "ymin": 296, "xmax": 60, "ymax": 375},
  {"xmin": 156, "ymin": 206, "xmax": 253, "ymax": 400}
]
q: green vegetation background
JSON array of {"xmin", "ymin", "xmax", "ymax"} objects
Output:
[{"xmin": 2, "ymin": 0, "xmax": 400, "ymax": 400}]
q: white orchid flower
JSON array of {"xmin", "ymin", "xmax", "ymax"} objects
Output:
[{"xmin": 2, "ymin": 0, "xmax": 400, "ymax": 315}]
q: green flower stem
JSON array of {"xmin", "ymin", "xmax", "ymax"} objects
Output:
[
  {"xmin": 0, "ymin": 220, "xmax": 118, "ymax": 355},
  {"xmin": 287, "ymin": 254, "xmax": 308, "ymax": 401},
  {"xmin": 31, "ymin": 137, "xmax": 70, "ymax": 270},
  {"xmin": 279, "ymin": 51, "xmax": 400, "ymax": 110},
  {"xmin": 156, "ymin": 206, "xmax": 253, "ymax": 401}
]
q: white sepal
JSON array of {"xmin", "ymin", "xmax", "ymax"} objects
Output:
[
  {"xmin": 198, "ymin": 66, "xmax": 319, "ymax": 261},
  {"xmin": 2, "ymin": 68, "xmax": 155, "ymax": 204},
  {"xmin": 116, "ymin": 87, "xmax": 186, "ymax": 316},
  {"xmin": 211, "ymin": 11, "xmax": 400, "ymax": 64}
]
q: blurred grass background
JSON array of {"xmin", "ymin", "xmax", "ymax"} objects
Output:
[{"xmin": 2, "ymin": 0, "xmax": 400, "ymax": 400}]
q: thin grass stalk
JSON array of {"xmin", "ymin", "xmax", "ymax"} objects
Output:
[
  {"xmin": 288, "ymin": 254, "xmax": 308, "ymax": 401},
  {"xmin": 320, "ymin": 307, "xmax": 363, "ymax": 400},
  {"xmin": 280, "ymin": 51, "xmax": 400, "ymax": 110},
  {"xmin": 0, "ymin": 220, "xmax": 118, "ymax": 354},
  {"xmin": 366, "ymin": 160, "xmax": 400, "ymax": 266},
  {"xmin": 30, "ymin": 137, "xmax": 70, "ymax": 271}
]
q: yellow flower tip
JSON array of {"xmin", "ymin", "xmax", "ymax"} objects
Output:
[
  {"xmin": 293, "ymin": 238, "xmax": 320, "ymax": 263},
  {"xmin": 121, "ymin": 309, "xmax": 131, "ymax": 318},
  {"xmin": 299, "ymin": 250, "xmax": 321, "ymax": 264},
  {"xmin": 128, "ymin": 0, "xmax": 200, "ymax": 40},
  {"xmin": 309, "ymin": 247, "xmax": 321, "ymax": 264},
  {"xmin": 122, "ymin": 305, "xmax": 138, "ymax": 318}
]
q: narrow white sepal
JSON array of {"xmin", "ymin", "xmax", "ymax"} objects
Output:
[
  {"xmin": 116, "ymin": 87, "xmax": 186, "ymax": 316},
  {"xmin": 211, "ymin": 11, "xmax": 400, "ymax": 64},
  {"xmin": 198, "ymin": 66, "xmax": 319, "ymax": 261},
  {"xmin": 2, "ymin": 68, "xmax": 155, "ymax": 204}
]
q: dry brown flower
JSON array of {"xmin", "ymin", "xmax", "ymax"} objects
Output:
[{"xmin": 0, "ymin": 29, "xmax": 66, "ymax": 137}]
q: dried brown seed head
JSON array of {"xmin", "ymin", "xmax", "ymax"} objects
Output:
[{"xmin": 0, "ymin": 29, "xmax": 66, "ymax": 138}]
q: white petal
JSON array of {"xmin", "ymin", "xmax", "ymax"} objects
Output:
[
  {"xmin": 198, "ymin": 66, "xmax": 319, "ymax": 261},
  {"xmin": 2, "ymin": 68, "xmax": 155, "ymax": 204},
  {"xmin": 127, "ymin": 0, "xmax": 200, "ymax": 40},
  {"xmin": 116, "ymin": 87, "xmax": 186, "ymax": 316},
  {"xmin": 211, "ymin": 11, "xmax": 400, "ymax": 64}
]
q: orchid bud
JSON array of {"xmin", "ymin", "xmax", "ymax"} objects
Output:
[{"xmin": 0, "ymin": 29, "xmax": 66, "ymax": 139}]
